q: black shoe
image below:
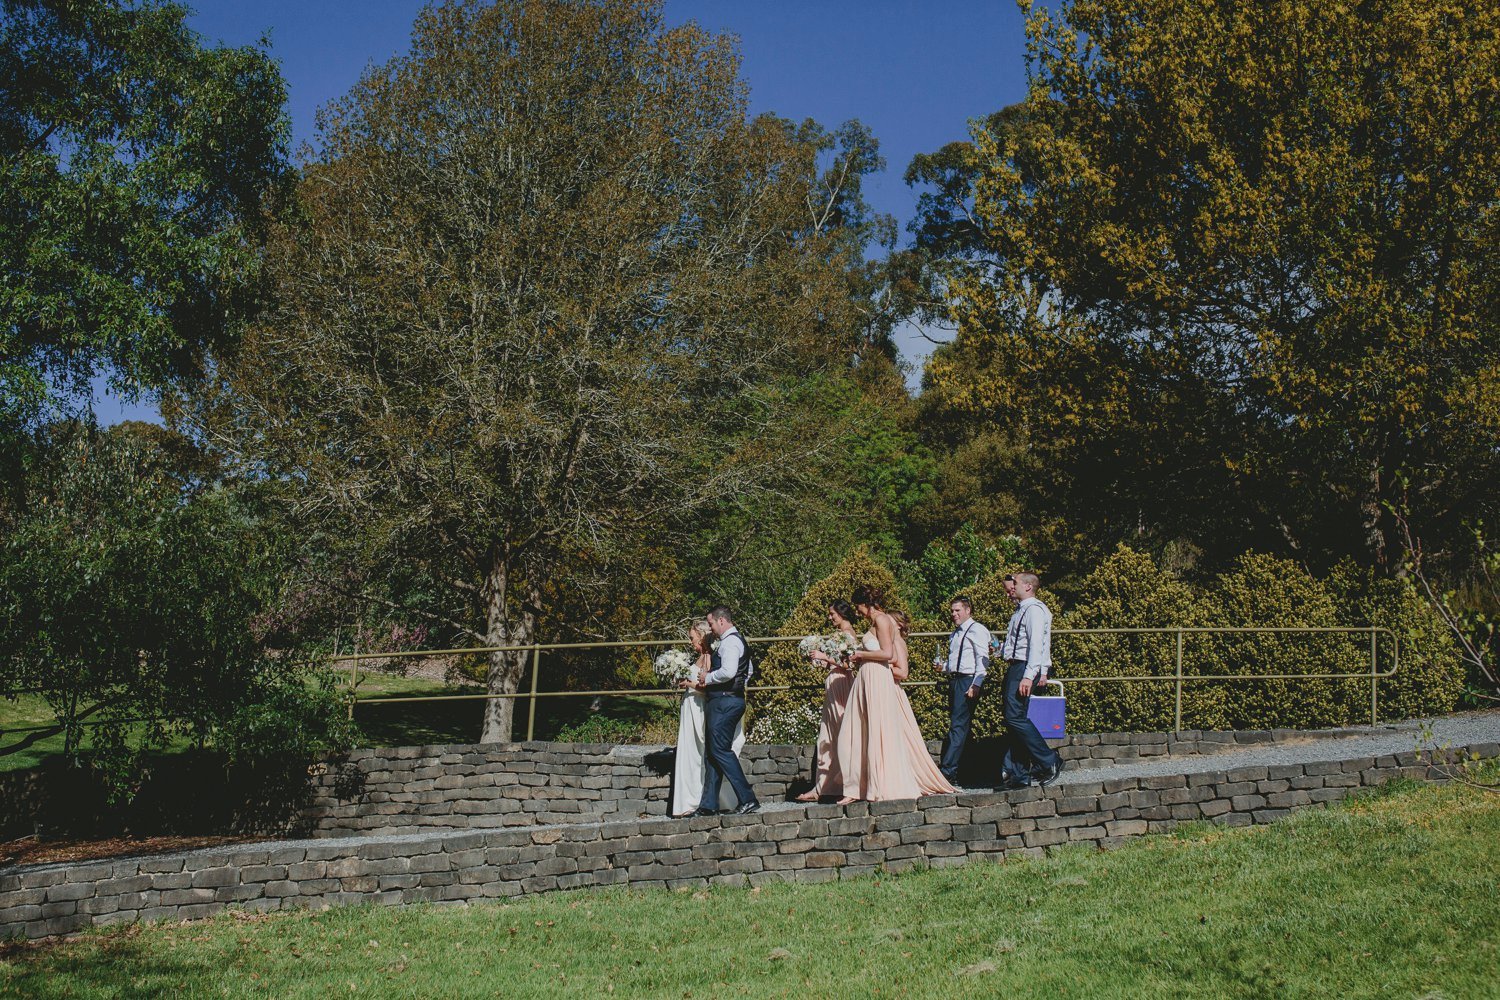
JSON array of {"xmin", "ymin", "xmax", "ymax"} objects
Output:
[
  {"xmin": 997, "ymin": 774, "xmax": 1031, "ymax": 791},
  {"xmin": 692, "ymin": 807, "xmax": 719, "ymax": 817},
  {"xmin": 1037, "ymin": 758, "xmax": 1066, "ymax": 788},
  {"xmin": 732, "ymin": 801, "xmax": 761, "ymax": 815}
]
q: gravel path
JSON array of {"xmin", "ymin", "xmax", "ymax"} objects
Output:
[{"xmin": 962, "ymin": 709, "xmax": 1500, "ymax": 792}]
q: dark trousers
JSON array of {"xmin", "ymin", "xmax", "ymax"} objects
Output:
[
  {"xmin": 700, "ymin": 692, "xmax": 755, "ymax": 810},
  {"xmin": 1002, "ymin": 661, "xmax": 1059, "ymax": 781},
  {"xmin": 940, "ymin": 673, "xmax": 981, "ymax": 779}
]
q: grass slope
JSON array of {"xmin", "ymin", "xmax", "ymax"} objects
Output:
[{"xmin": 3, "ymin": 773, "xmax": 1497, "ymax": 998}]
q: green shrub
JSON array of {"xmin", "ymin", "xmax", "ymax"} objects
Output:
[
  {"xmin": 1042, "ymin": 547, "xmax": 1463, "ymax": 732},
  {"xmin": 749, "ymin": 546, "xmax": 908, "ymax": 729},
  {"xmin": 1019, "ymin": 546, "xmax": 1208, "ymax": 733},
  {"xmin": 553, "ymin": 713, "xmax": 645, "ymax": 744},
  {"xmin": 1325, "ymin": 561, "xmax": 1464, "ymax": 722},
  {"xmin": 1195, "ymin": 553, "xmax": 1370, "ymax": 729},
  {"xmin": 748, "ymin": 542, "xmax": 1462, "ymax": 739},
  {"xmin": 746, "ymin": 703, "xmax": 821, "ymax": 744}
]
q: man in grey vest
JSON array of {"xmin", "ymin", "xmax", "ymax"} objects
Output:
[
  {"xmin": 934, "ymin": 595, "xmax": 991, "ymax": 783},
  {"xmin": 694, "ymin": 606, "xmax": 759, "ymax": 815}
]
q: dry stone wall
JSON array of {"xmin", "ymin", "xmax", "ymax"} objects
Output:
[
  {"xmin": 5, "ymin": 742, "xmax": 1493, "ymax": 942},
  {"xmin": 298, "ymin": 727, "xmax": 1378, "ymax": 838}
]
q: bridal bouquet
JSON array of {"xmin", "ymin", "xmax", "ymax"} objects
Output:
[{"xmin": 653, "ymin": 648, "xmax": 696, "ymax": 685}]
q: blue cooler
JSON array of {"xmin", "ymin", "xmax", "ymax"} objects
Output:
[{"xmin": 1027, "ymin": 679, "xmax": 1066, "ymax": 738}]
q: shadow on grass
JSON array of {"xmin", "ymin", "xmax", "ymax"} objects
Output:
[{"xmin": 0, "ymin": 928, "xmax": 226, "ymax": 999}]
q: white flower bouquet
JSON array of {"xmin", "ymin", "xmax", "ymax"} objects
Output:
[
  {"xmin": 653, "ymin": 648, "xmax": 697, "ymax": 685},
  {"xmin": 799, "ymin": 632, "xmax": 858, "ymax": 667}
]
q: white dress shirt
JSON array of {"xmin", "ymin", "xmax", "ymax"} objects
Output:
[
  {"xmin": 1001, "ymin": 598, "xmax": 1052, "ymax": 682},
  {"xmin": 700, "ymin": 628, "xmax": 747, "ymax": 687},
  {"xmin": 945, "ymin": 619, "xmax": 992, "ymax": 686}
]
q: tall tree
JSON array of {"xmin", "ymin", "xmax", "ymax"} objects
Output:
[
  {"xmin": 187, "ymin": 0, "xmax": 886, "ymax": 742},
  {"xmin": 916, "ymin": 0, "xmax": 1500, "ymax": 575},
  {"xmin": 0, "ymin": 0, "xmax": 290, "ymax": 452}
]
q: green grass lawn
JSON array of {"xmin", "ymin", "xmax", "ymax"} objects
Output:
[{"xmin": 3, "ymin": 773, "xmax": 1496, "ymax": 999}]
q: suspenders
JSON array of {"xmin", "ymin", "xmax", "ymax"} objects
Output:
[{"xmin": 952, "ymin": 622, "xmax": 976, "ymax": 673}]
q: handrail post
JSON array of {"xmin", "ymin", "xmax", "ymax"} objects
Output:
[
  {"xmin": 346, "ymin": 640, "xmax": 357, "ymax": 721},
  {"xmin": 1370, "ymin": 626, "xmax": 1378, "ymax": 726},
  {"xmin": 526, "ymin": 646, "xmax": 541, "ymax": 741},
  {"xmin": 1174, "ymin": 628, "xmax": 1184, "ymax": 733}
]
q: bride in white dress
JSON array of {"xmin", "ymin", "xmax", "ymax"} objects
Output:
[{"xmin": 671, "ymin": 621, "xmax": 746, "ymax": 817}]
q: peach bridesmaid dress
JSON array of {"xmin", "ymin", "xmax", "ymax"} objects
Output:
[
  {"xmin": 836, "ymin": 631, "xmax": 957, "ymax": 801},
  {"xmin": 809, "ymin": 661, "xmax": 856, "ymax": 797}
]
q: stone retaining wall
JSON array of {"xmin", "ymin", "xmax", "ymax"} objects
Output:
[
  {"xmin": 5, "ymin": 741, "xmax": 1490, "ymax": 942},
  {"xmin": 298, "ymin": 726, "xmax": 1383, "ymax": 838}
]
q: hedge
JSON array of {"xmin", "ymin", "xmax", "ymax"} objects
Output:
[{"xmin": 751, "ymin": 543, "xmax": 1462, "ymax": 739}]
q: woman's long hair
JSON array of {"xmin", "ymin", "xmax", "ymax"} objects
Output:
[
  {"xmin": 689, "ymin": 620, "xmax": 712, "ymax": 654},
  {"xmin": 850, "ymin": 584, "xmax": 887, "ymax": 609},
  {"xmin": 889, "ymin": 609, "xmax": 911, "ymax": 637}
]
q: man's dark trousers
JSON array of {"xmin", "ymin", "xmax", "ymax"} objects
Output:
[
  {"xmin": 1002, "ymin": 660, "xmax": 1059, "ymax": 780},
  {"xmin": 940, "ymin": 673, "xmax": 981, "ymax": 780},
  {"xmin": 701, "ymin": 691, "xmax": 756, "ymax": 810}
]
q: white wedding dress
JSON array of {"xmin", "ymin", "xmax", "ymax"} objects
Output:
[{"xmin": 671, "ymin": 669, "xmax": 747, "ymax": 816}]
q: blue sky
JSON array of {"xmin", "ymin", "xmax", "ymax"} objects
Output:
[{"xmin": 95, "ymin": 0, "xmax": 1030, "ymax": 421}]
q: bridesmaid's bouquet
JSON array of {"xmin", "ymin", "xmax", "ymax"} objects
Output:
[
  {"xmin": 653, "ymin": 648, "xmax": 696, "ymax": 685},
  {"xmin": 799, "ymin": 632, "xmax": 858, "ymax": 666}
]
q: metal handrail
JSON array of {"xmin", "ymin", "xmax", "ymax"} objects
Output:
[{"xmin": 335, "ymin": 625, "xmax": 1398, "ymax": 737}]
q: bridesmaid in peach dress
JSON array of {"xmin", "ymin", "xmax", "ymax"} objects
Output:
[
  {"xmin": 795, "ymin": 600, "xmax": 859, "ymax": 802},
  {"xmin": 836, "ymin": 585, "xmax": 957, "ymax": 803}
]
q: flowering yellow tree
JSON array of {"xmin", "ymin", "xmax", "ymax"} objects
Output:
[{"xmin": 919, "ymin": 0, "xmax": 1499, "ymax": 575}]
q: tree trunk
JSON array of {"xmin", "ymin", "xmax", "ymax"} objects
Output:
[
  {"xmin": 1361, "ymin": 459, "xmax": 1388, "ymax": 571},
  {"xmin": 478, "ymin": 556, "xmax": 536, "ymax": 744}
]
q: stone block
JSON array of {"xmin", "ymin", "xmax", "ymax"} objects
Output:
[
  {"xmin": 899, "ymin": 824, "xmax": 951, "ymax": 845},
  {"xmin": 190, "ymin": 868, "xmax": 239, "ymax": 889},
  {"xmin": 238, "ymin": 865, "xmax": 288, "ymax": 883},
  {"xmin": 1104, "ymin": 820, "xmax": 1148, "ymax": 837},
  {"xmin": 867, "ymin": 799, "xmax": 916, "ymax": 816},
  {"xmin": 874, "ymin": 811, "xmax": 923, "ymax": 832},
  {"xmin": 160, "ymin": 888, "xmax": 216, "ymax": 906},
  {"xmin": 994, "ymin": 818, "xmax": 1037, "ymax": 837},
  {"xmin": 44, "ymin": 882, "xmax": 95, "ymax": 903},
  {"xmin": 1022, "ymin": 829, "xmax": 1068, "ymax": 849},
  {"xmin": 970, "ymin": 802, "xmax": 1014, "ymax": 823},
  {"xmin": 1266, "ymin": 790, "xmax": 1312, "ymax": 809},
  {"xmin": 926, "ymin": 807, "xmax": 971, "ymax": 825},
  {"xmin": 827, "ymin": 817, "xmax": 875, "ymax": 837}
]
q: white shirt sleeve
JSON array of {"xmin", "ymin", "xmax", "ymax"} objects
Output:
[
  {"xmin": 969, "ymin": 623, "xmax": 991, "ymax": 684},
  {"xmin": 1022, "ymin": 606, "xmax": 1051, "ymax": 681},
  {"xmin": 701, "ymin": 633, "xmax": 743, "ymax": 686}
]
